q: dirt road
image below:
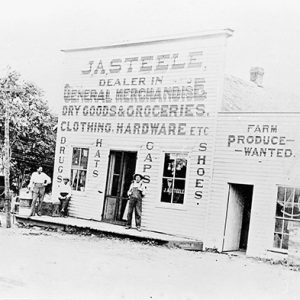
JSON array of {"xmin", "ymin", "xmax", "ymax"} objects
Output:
[{"xmin": 1, "ymin": 226, "xmax": 299, "ymax": 300}]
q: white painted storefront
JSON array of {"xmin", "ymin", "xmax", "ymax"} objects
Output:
[
  {"xmin": 52, "ymin": 29, "xmax": 231, "ymax": 240},
  {"xmin": 52, "ymin": 29, "xmax": 300, "ymax": 258}
]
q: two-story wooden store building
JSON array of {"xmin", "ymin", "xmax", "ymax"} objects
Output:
[{"xmin": 52, "ymin": 29, "xmax": 300, "ymax": 258}]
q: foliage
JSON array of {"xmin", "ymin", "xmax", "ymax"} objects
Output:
[{"xmin": 0, "ymin": 70, "xmax": 57, "ymax": 191}]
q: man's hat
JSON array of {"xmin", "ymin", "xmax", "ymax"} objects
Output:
[{"xmin": 133, "ymin": 173, "xmax": 144, "ymax": 180}]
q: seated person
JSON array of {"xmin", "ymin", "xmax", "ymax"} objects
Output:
[{"xmin": 58, "ymin": 176, "xmax": 72, "ymax": 217}]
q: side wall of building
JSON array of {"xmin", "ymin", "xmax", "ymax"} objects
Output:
[{"xmin": 207, "ymin": 113, "xmax": 300, "ymax": 257}]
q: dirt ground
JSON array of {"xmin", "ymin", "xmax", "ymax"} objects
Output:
[{"xmin": 1, "ymin": 225, "xmax": 300, "ymax": 300}]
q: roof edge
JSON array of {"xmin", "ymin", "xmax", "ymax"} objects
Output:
[{"xmin": 61, "ymin": 28, "xmax": 233, "ymax": 53}]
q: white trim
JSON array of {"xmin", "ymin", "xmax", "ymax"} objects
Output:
[
  {"xmin": 70, "ymin": 146, "xmax": 90, "ymax": 195},
  {"xmin": 61, "ymin": 29, "xmax": 233, "ymax": 53},
  {"xmin": 156, "ymin": 150, "xmax": 189, "ymax": 208},
  {"xmin": 267, "ymin": 248, "xmax": 288, "ymax": 255},
  {"xmin": 155, "ymin": 206, "xmax": 188, "ymax": 212}
]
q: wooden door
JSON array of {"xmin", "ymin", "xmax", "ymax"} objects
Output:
[
  {"xmin": 102, "ymin": 151, "xmax": 136, "ymax": 223},
  {"xmin": 223, "ymin": 184, "xmax": 245, "ymax": 251}
]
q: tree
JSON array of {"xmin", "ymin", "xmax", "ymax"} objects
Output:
[{"xmin": 0, "ymin": 70, "xmax": 57, "ymax": 194}]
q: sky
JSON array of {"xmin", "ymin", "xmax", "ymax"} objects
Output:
[{"xmin": 1, "ymin": 0, "xmax": 300, "ymax": 113}]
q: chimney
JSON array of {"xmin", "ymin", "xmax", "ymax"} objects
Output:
[{"xmin": 250, "ymin": 67, "xmax": 264, "ymax": 87}]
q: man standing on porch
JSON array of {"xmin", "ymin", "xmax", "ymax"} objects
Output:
[
  {"xmin": 125, "ymin": 173, "xmax": 146, "ymax": 231},
  {"xmin": 58, "ymin": 176, "xmax": 72, "ymax": 217},
  {"xmin": 28, "ymin": 166, "xmax": 51, "ymax": 216}
]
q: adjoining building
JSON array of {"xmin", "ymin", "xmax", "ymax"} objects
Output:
[
  {"xmin": 207, "ymin": 71, "xmax": 300, "ymax": 257},
  {"xmin": 52, "ymin": 29, "xmax": 300, "ymax": 258}
]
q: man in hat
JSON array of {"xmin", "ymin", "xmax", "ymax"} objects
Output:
[
  {"xmin": 58, "ymin": 176, "xmax": 72, "ymax": 217},
  {"xmin": 28, "ymin": 166, "xmax": 51, "ymax": 216},
  {"xmin": 125, "ymin": 173, "xmax": 146, "ymax": 231}
]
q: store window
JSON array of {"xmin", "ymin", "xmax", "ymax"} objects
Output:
[
  {"xmin": 161, "ymin": 153, "xmax": 187, "ymax": 204},
  {"xmin": 273, "ymin": 186, "xmax": 300, "ymax": 250},
  {"xmin": 71, "ymin": 147, "xmax": 89, "ymax": 192}
]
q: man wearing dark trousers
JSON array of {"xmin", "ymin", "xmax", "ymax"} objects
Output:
[
  {"xmin": 28, "ymin": 166, "xmax": 51, "ymax": 216},
  {"xmin": 58, "ymin": 176, "xmax": 72, "ymax": 217},
  {"xmin": 125, "ymin": 173, "xmax": 146, "ymax": 231}
]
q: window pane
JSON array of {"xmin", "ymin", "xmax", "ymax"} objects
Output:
[
  {"xmin": 114, "ymin": 152, "xmax": 122, "ymax": 174},
  {"xmin": 72, "ymin": 148, "xmax": 81, "ymax": 166},
  {"xmin": 283, "ymin": 201, "xmax": 293, "ymax": 219},
  {"xmin": 286, "ymin": 187, "xmax": 293, "ymax": 202},
  {"xmin": 80, "ymin": 148, "xmax": 89, "ymax": 169},
  {"xmin": 71, "ymin": 169, "xmax": 79, "ymax": 190},
  {"xmin": 282, "ymin": 234, "xmax": 289, "ymax": 250},
  {"xmin": 111, "ymin": 175, "xmax": 119, "ymax": 196},
  {"xmin": 283, "ymin": 220, "xmax": 289, "ymax": 234},
  {"xmin": 77, "ymin": 170, "xmax": 87, "ymax": 191},
  {"xmin": 274, "ymin": 219, "xmax": 283, "ymax": 233},
  {"xmin": 282, "ymin": 188, "xmax": 293, "ymax": 219},
  {"xmin": 122, "ymin": 156, "xmax": 136, "ymax": 197},
  {"xmin": 163, "ymin": 153, "xmax": 175, "ymax": 177},
  {"xmin": 293, "ymin": 189, "xmax": 300, "ymax": 219},
  {"xmin": 275, "ymin": 199, "xmax": 283, "ymax": 217},
  {"xmin": 294, "ymin": 189, "xmax": 300, "ymax": 203},
  {"xmin": 163, "ymin": 153, "xmax": 175, "ymax": 178},
  {"xmin": 277, "ymin": 186, "xmax": 285, "ymax": 202},
  {"xmin": 175, "ymin": 157, "xmax": 187, "ymax": 178},
  {"xmin": 273, "ymin": 233, "xmax": 282, "ymax": 248},
  {"xmin": 161, "ymin": 178, "xmax": 172, "ymax": 203},
  {"xmin": 172, "ymin": 179, "xmax": 185, "ymax": 204}
]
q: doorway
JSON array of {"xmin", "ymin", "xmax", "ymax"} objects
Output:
[
  {"xmin": 222, "ymin": 183, "xmax": 253, "ymax": 252},
  {"xmin": 102, "ymin": 151, "xmax": 137, "ymax": 224}
]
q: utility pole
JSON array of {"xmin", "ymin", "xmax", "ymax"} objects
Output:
[
  {"xmin": 1, "ymin": 87, "xmax": 22, "ymax": 228},
  {"xmin": 3, "ymin": 90, "xmax": 11, "ymax": 228}
]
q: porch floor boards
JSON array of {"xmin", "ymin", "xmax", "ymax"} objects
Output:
[{"xmin": 15, "ymin": 215, "xmax": 203, "ymax": 251}]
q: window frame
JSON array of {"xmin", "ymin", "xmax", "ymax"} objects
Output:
[
  {"xmin": 70, "ymin": 147, "xmax": 89, "ymax": 192},
  {"xmin": 273, "ymin": 185, "xmax": 300, "ymax": 251},
  {"xmin": 160, "ymin": 151, "xmax": 188, "ymax": 205}
]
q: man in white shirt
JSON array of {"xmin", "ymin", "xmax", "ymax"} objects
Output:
[
  {"xmin": 58, "ymin": 176, "xmax": 72, "ymax": 217},
  {"xmin": 28, "ymin": 166, "xmax": 51, "ymax": 216}
]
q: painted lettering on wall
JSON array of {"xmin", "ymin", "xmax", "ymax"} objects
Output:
[
  {"xmin": 92, "ymin": 138, "xmax": 102, "ymax": 177},
  {"xmin": 81, "ymin": 52, "xmax": 205, "ymax": 75},
  {"xmin": 61, "ymin": 103, "xmax": 207, "ymax": 118},
  {"xmin": 228, "ymin": 124, "xmax": 295, "ymax": 158},
  {"xmin": 64, "ymin": 78, "xmax": 206, "ymax": 104},
  {"xmin": 194, "ymin": 142, "xmax": 207, "ymax": 203},
  {"xmin": 57, "ymin": 136, "xmax": 67, "ymax": 182},
  {"xmin": 142, "ymin": 141, "xmax": 154, "ymax": 184},
  {"xmin": 59, "ymin": 121, "xmax": 209, "ymax": 137},
  {"xmin": 62, "ymin": 50, "xmax": 212, "ymax": 137},
  {"xmin": 64, "ymin": 52, "xmax": 207, "ymax": 114}
]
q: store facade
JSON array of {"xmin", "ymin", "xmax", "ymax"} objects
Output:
[{"xmin": 52, "ymin": 29, "xmax": 231, "ymax": 238}]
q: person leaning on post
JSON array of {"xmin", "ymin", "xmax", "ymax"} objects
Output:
[
  {"xmin": 58, "ymin": 176, "xmax": 72, "ymax": 217},
  {"xmin": 27, "ymin": 166, "xmax": 51, "ymax": 216},
  {"xmin": 125, "ymin": 173, "xmax": 146, "ymax": 231}
]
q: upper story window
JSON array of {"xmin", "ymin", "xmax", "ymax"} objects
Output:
[
  {"xmin": 161, "ymin": 152, "xmax": 187, "ymax": 204},
  {"xmin": 273, "ymin": 186, "xmax": 300, "ymax": 250},
  {"xmin": 71, "ymin": 147, "xmax": 89, "ymax": 192}
]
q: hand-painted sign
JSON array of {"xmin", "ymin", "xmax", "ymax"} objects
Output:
[{"xmin": 227, "ymin": 124, "xmax": 295, "ymax": 158}]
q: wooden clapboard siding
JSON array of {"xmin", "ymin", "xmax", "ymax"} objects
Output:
[
  {"xmin": 52, "ymin": 30, "xmax": 231, "ymax": 241},
  {"xmin": 207, "ymin": 112, "xmax": 300, "ymax": 256}
]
